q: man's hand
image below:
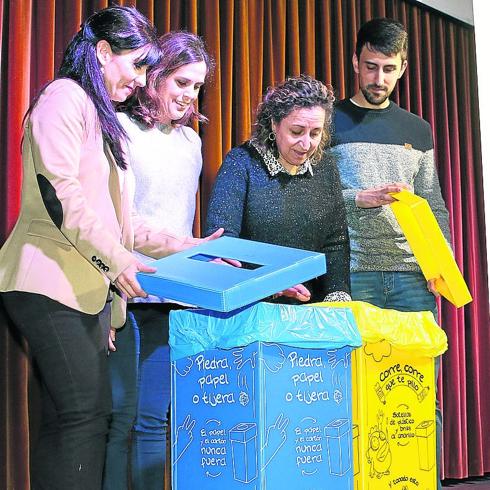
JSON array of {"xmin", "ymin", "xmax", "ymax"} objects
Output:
[
  {"xmin": 427, "ymin": 278, "xmax": 440, "ymax": 297},
  {"xmin": 355, "ymin": 183, "xmax": 412, "ymax": 208},
  {"xmin": 114, "ymin": 261, "xmax": 156, "ymax": 299}
]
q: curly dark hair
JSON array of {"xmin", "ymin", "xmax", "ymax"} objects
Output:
[
  {"xmin": 120, "ymin": 31, "xmax": 215, "ymax": 128},
  {"xmin": 251, "ymin": 74, "xmax": 335, "ymax": 163}
]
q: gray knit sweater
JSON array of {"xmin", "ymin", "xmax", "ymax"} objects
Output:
[
  {"xmin": 205, "ymin": 143, "xmax": 351, "ymax": 301},
  {"xmin": 329, "ymin": 99, "xmax": 451, "ymax": 273}
]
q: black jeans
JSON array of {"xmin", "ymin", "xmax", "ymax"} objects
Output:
[{"xmin": 2, "ymin": 291, "xmax": 112, "ymax": 490}]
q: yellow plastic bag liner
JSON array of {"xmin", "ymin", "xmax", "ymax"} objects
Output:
[
  {"xmin": 313, "ymin": 301, "xmax": 448, "ymax": 489},
  {"xmin": 315, "ymin": 301, "xmax": 447, "ymax": 357},
  {"xmin": 390, "ymin": 189, "xmax": 472, "ymax": 308}
]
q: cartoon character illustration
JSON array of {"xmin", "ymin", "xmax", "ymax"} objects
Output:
[{"xmin": 366, "ymin": 411, "xmax": 392, "ymax": 479}]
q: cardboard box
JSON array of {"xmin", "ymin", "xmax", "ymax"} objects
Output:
[
  {"xmin": 317, "ymin": 301, "xmax": 448, "ymax": 490},
  {"xmin": 353, "ymin": 341, "xmax": 437, "ymax": 489},
  {"xmin": 169, "ymin": 302, "xmax": 361, "ymax": 489},
  {"xmin": 137, "ymin": 236, "xmax": 326, "ymax": 312}
]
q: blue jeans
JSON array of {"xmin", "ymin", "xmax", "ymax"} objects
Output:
[
  {"xmin": 351, "ymin": 271, "xmax": 442, "ymax": 489},
  {"xmin": 350, "ymin": 271, "xmax": 437, "ymax": 313},
  {"xmin": 2, "ymin": 291, "xmax": 112, "ymax": 490},
  {"xmin": 103, "ymin": 304, "xmax": 172, "ymax": 490}
]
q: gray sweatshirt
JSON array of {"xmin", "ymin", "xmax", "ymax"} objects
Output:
[{"xmin": 329, "ymin": 99, "xmax": 451, "ymax": 273}]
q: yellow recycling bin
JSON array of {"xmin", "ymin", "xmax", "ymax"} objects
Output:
[{"xmin": 315, "ymin": 301, "xmax": 447, "ymax": 490}]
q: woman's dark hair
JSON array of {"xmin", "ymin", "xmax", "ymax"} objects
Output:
[
  {"xmin": 251, "ymin": 74, "xmax": 335, "ymax": 164},
  {"xmin": 356, "ymin": 18, "xmax": 408, "ymax": 62},
  {"xmin": 27, "ymin": 6, "xmax": 160, "ymax": 169},
  {"xmin": 121, "ymin": 31, "xmax": 215, "ymax": 128}
]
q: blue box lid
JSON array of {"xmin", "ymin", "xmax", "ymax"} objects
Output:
[{"xmin": 137, "ymin": 236, "xmax": 326, "ymax": 312}]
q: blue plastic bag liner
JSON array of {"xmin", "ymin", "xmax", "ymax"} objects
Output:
[
  {"xmin": 170, "ymin": 302, "xmax": 362, "ymax": 489},
  {"xmin": 313, "ymin": 301, "xmax": 447, "ymax": 357},
  {"xmin": 169, "ymin": 302, "xmax": 362, "ymax": 361},
  {"xmin": 137, "ymin": 236, "xmax": 326, "ymax": 312}
]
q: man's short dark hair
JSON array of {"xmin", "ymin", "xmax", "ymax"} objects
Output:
[{"xmin": 356, "ymin": 18, "xmax": 408, "ymax": 62}]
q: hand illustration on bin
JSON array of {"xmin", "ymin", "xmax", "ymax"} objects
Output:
[
  {"xmin": 260, "ymin": 343, "xmax": 286, "ymax": 373},
  {"xmin": 327, "ymin": 349, "xmax": 350, "ymax": 369},
  {"xmin": 174, "ymin": 357, "xmax": 194, "ymax": 377},
  {"xmin": 173, "ymin": 414, "xmax": 196, "ymax": 464},
  {"xmin": 233, "ymin": 347, "xmax": 257, "ymax": 369},
  {"xmin": 262, "ymin": 413, "xmax": 289, "ymax": 469},
  {"xmin": 238, "ymin": 372, "xmax": 251, "ymax": 407}
]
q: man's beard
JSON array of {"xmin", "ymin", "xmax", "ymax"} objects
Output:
[{"xmin": 361, "ymin": 84, "xmax": 391, "ymax": 106}]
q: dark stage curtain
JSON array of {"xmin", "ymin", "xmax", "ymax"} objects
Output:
[{"xmin": 1, "ymin": 1, "xmax": 489, "ymax": 488}]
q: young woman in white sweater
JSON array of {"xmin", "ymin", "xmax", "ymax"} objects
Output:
[{"xmin": 103, "ymin": 31, "xmax": 214, "ymax": 490}]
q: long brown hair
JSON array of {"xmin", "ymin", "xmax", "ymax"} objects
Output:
[{"xmin": 121, "ymin": 31, "xmax": 215, "ymax": 128}]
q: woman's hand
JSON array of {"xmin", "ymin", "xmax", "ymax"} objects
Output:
[
  {"xmin": 182, "ymin": 228, "xmax": 224, "ymax": 249},
  {"xmin": 273, "ymin": 284, "xmax": 311, "ymax": 302},
  {"xmin": 195, "ymin": 229, "xmax": 242, "ymax": 266},
  {"xmin": 210, "ymin": 257, "xmax": 242, "ymax": 267},
  {"xmin": 114, "ymin": 261, "xmax": 156, "ymax": 299},
  {"xmin": 108, "ymin": 327, "xmax": 116, "ymax": 353}
]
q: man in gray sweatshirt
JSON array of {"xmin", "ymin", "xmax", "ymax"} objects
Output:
[{"xmin": 329, "ymin": 17, "xmax": 450, "ymax": 489}]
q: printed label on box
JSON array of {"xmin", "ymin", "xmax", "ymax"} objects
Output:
[{"xmin": 171, "ymin": 342, "xmax": 355, "ymax": 489}]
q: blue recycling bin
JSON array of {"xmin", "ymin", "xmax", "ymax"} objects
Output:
[{"xmin": 169, "ymin": 302, "xmax": 361, "ymax": 489}]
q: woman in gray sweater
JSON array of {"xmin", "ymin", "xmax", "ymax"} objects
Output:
[{"xmin": 206, "ymin": 75, "xmax": 351, "ymax": 303}]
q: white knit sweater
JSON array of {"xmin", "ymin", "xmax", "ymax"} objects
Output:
[{"xmin": 118, "ymin": 112, "xmax": 203, "ymax": 302}]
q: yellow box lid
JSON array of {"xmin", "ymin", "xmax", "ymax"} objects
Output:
[{"xmin": 390, "ymin": 190, "xmax": 472, "ymax": 308}]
